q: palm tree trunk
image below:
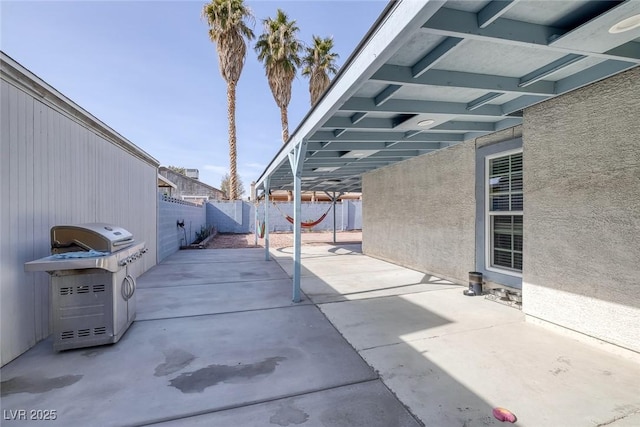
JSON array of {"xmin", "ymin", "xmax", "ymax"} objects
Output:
[
  {"xmin": 280, "ymin": 107, "xmax": 289, "ymax": 143},
  {"xmin": 280, "ymin": 102, "xmax": 291, "ymax": 200},
  {"xmin": 227, "ymin": 82, "xmax": 238, "ymax": 200}
]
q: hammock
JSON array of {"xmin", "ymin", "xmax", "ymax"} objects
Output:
[
  {"xmin": 256, "ymin": 220, "xmax": 266, "ymax": 238},
  {"xmin": 273, "ymin": 202, "xmax": 332, "ymax": 228}
]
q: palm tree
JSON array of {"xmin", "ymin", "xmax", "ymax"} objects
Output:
[
  {"xmin": 254, "ymin": 9, "xmax": 302, "ymax": 144},
  {"xmin": 202, "ymin": 0, "xmax": 254, "ymax": 200},
  {"xmin": 302, "ymin": 36, "xmax": 339, "ymax": 106}
]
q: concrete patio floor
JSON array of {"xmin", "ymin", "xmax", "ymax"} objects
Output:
[{"xmin": 2, "ymin": 244, "xmax": 639, "ymax": 426}]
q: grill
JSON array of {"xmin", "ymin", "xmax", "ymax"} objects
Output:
[{"xmin": 25, "ymin": 223, "xmax": 147, "ymax": 351}]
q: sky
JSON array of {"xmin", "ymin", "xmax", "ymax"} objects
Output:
[{"xmin": 1, "ymin": 0, "xmax": 387, "ymax": 195}]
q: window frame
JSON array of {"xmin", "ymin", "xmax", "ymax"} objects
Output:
[{"xmin": 484, "ymin": 148, "xmax": 523, "ymax": 277}]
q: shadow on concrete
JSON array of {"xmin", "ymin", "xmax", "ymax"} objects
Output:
[
  {"xmin": 0, "ymin": 247, "xmax": 421, "ymax": 427},
  {"xmin": 270, "ymin": 243, "xmax": 640, "ymax": 427}
]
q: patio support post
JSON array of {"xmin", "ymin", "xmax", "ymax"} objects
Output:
[
  {"xmin": 264, "ymin": 177, "xmax": 271, "ymax": 261},
  {"xmin": 254, "ymin": 199, "xmax": 258, "ymax": 247},
  {"xmin": 324, "ymin": 191, "xmax": 344, "ymax": 244},
  {"xmin": 288, "ymin": 141, "xmax": 308, "ymax": 303}
]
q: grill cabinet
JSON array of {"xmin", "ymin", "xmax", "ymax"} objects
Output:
[{"xmin": 25, "ymin": 223, "xmax": 147, "ymax": 351}]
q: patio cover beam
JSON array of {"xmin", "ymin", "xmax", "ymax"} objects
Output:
[
  {"xmin": 308, "ymin": 130, "xmax": 463, "ymax": 143},
  {"xmin": 477, "ymin": 0, "xmax": 517, "ymax": 29},
  {"xmin": 370, "ymin": 65, "xmax": 556, "ymax": 96},
  {"xmin": 422, "ymin": 7, "xmax": 640, "ymax": 63},
  {"xmin": 340, "ymin": 97, "xmax": 504, "ymax": 117},
  {"xmin": 307, "ymin": 141, "xmax": 443, "ymax": 151}
]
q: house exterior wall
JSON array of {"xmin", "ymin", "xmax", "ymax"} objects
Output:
[
  {"xmin": 522, "ymin": 66, "xmax": 640, "ymax": 352},
  {"xmin": 362, "ymin": 142, "xmax": 476, "ymax": 283},
  {"xmin": 362, "ymin": 67, "xmax": 639, "ymax": 353},
  {"xmin": 0, "ymin": 55, "xmax": 159, "ymax": 366},
  {"xmin": 158, "ymin": 167, "xmax": 223, "ymax": 201}
]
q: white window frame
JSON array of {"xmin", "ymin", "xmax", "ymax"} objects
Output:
[{"xmin": 485, "ymin": 148, "xmax": 523, "ymax": 277}]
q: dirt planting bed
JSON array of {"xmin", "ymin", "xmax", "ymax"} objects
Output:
[{"xmin": 206, "ymin": 231, "xmax": 362, "ymax": 249}]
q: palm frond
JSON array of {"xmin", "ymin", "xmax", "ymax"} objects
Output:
[
  {"xmin": 301, "ymin": 35, "xmax": 340, "ymax": 105},
  {"xmin": 254, "ymin": 8, "xmax": 303, "ymax": 143}
]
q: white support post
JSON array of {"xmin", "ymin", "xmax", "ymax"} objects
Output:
[
  {"xmin": 254, "ymin": 199, "xmax": 259, "ymax": 247},
  {"xmin": 264, "ymin": 177, "xmax": 271, "ymax": 261},
  {"xmin": 288, "ymin": 141, "xmax": 307, "ymax": 303},
  {"xmin": 324, "ymin": 191, "xmax": 344, "ymax": 244}
]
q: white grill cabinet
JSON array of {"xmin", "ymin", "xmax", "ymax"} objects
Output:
[{"xmin": 25, "ymin": 224, "xmax": 147, "ymax": 351}]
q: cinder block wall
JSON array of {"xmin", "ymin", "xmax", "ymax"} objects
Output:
[
  {"xmin": 362, "ymin": 142, "xmax": 476, "ymax": 283},
  {"xmin": 157, "ymin": 195, "xmax": 207, "ymax": 262},
  {"xmin": 207, "ymin": 200, "xmax": 362, "ymax": 234},
  {"xmin": 523, "ymin": 67, "xmax": 640, "ymax": 352}
]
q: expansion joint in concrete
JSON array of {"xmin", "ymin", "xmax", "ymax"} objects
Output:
[
  {"xmin": 134, "ymin": 303, "xmax": 313, "ymax": 323},
  {"xmin": 595, "ymin": 409, "xmax": 640, "ymax": 427},
  {"xmin": 134, "ymin": 378, "xmax": 382, "ymax": 427}
]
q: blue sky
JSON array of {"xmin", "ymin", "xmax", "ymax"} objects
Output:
[{"xmin": 1, "ymin": 0, "xmax": 387, "ymax": 194}]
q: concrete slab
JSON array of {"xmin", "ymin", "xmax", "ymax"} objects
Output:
[
  {"xmin": 360, "ymin": 321, "xmax": 640, "ymax": 427},
  {"xmin": 0, "ymin": 306, "xmax": 376, "ymax": 427},
  {"xmin": 137, "ymin": 260, "xmax": 289, "ymax": 288},
  {"xmin": 609, "ymin": 412, "xmax": 640, "ymax": 426},
  {"xmin": 301, "ymin": 270, "xmax": 458, "ymax": 304},
  {"xmin": 137, "ymin": 278, "xmax": 309, "ymax": 321},
  {"xmin": 319, "ymin": 289, "xmax": 523, "ymax": 350},
  {"xmin": 273, "ymin": 247, "xmax": 410, "ymax": 279},
  {"xmin": 270, "ymin": 244, "xmax": 363, "ymax": 259},
  {"xmin": 151, "ymin": 380, "xmax": 421, "ymax": 427},
  {"xmin": 161, "ymin": 248, "xmax": 267, "ymax": 265}
]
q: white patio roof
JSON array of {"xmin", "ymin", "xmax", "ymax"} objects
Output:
[{"xmin": 256, "ymin": 0, "xmax": 640, "ymax": 193}]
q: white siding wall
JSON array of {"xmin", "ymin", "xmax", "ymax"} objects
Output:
[{"xmin": 1, "ymin": 68, "xmax": 158, "ymax": 366}]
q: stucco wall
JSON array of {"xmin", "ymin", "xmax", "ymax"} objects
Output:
[
  {"xmin": 522, "ymin": 66, "xmax": 640, "ymax": 352},
  {"xmin": 362, "ymin": 142, "xmax": 476, "ymax": 283}
]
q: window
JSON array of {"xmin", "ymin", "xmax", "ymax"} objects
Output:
[{"xmin": 486, "ymin": 150, "xmax": 523, "ymax": 274}]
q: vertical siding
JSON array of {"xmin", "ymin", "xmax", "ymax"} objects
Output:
[{"xmin": 0, "ymin": 79, "xmax": 158, "ymax": 366}]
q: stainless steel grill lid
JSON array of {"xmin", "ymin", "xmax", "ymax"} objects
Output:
[{"xmin": 51, "ymin": 223, "xmax": 134, "ymax": 253}]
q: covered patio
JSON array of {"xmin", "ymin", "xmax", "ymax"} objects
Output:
[{"xmin": 2, "ymin": 244, "xmax": 639, "ymax": 426}]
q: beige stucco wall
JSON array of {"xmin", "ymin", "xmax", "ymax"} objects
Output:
[
  {"xmin": 522, "ymin": 66, "xmax": 640, "ymax": 352},
  {"xmin": 362, "ymin": 141, "xmax": 476, "ymax": 283}
]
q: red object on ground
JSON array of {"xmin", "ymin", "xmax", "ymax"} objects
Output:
[{"xmin": 493, "ymin": 407, "xmax": 517, "ymax": 423}]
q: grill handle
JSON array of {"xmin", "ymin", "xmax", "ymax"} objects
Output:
[
  {"xmin": 121, "ymin": 275, "xmax": 135, "ymax": 301},
  {"xmin": 113, "ymin": 238, "xmax": 135, "ymax": 247}
]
